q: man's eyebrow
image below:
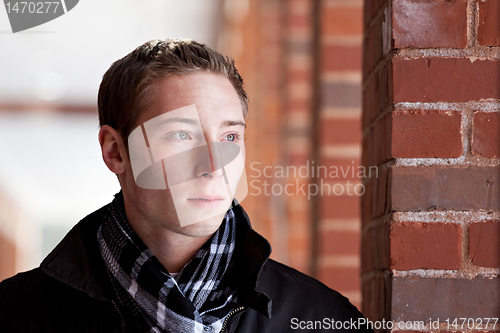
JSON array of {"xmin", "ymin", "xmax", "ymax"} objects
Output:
[
  {"xmin": 158, "ymin": 117, "xmax": 200, "ymax": 126},
  {"xmin": 221, "ymin": 120, "xmax": 246, "ymax": 128}
]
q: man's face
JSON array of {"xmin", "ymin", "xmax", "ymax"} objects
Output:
[{"xmin": 121, "ymin": 72, "xmax": 246, "ymax": 237}]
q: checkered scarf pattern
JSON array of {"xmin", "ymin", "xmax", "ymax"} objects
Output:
[{"xmin": 97, "ymin": 194, "xmax": 238, "ymax": 333}]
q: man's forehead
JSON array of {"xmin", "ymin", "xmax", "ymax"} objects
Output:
[
  {"xmin": 138, "ymin": 73, "xmax": 245, "ymax": 122},
  {"xmin": 143, "ymin": 104, "xmax": 200, "ymax": 127},
  {"xmin": 142, "ymin": 104, "xmax": 246, "ymax": 130}
]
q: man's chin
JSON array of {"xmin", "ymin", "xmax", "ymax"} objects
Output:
[
  {"xmin": 174, "ymin": 198, "xmax": 232, "ymax": 227},
  {"xmin": 177, "ymin": 213, "xmax": 228, "ymax": 237}
]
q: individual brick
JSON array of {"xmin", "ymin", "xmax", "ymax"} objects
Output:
[
  {"xmin": 360, "ymin": 179, "xmax": 374, "ymax": 225},
  {"xmin": 360, "ymin": 166, "xmax": 390, "ymax": 223},
  {"xmin": 365, "ymin": 0, "xmax": 391, "ymax": 25},
  {"xmin": 362, "ymin": 68, "xmax": 379, "ymax": 126},
  {"xmin": 322, "ymin": 5, "xmax": 362, "ymax": 37},
  {"xmin": 391, "ymin": 165, "xmax": 500, "ymax": 211},
  {"xmin": 392, "ymin": 0, "xmax": 467, "ymax": 48},
  {"xmin": 392, "ymin": 276, "xmax": 500, "ymax": 321},
  {"xmin": 320, "ymin": 193, "xmax": 360, "ymax": 219},
  {"xmin": 393, "ymin": 57, "xmax": 500, "ymax": 103},
  {"xmin": 390, "ymin": 222, "xmax": 462, "ymax": 270},
  {"xmin": 361, "ymin": 222, "xmax": 391, "ymax": 273},
  {"xmin": 289, "ymin": 152, "xmax": 309, "ymax": 166},
  {"xmin": 320, "ymin": 230, "xmax": 360, "ymax": 255},
  {"xmin": 363, "ymin": 14, "xmax": 383, "ymax": 77},
  {"xmin": 363, "ymin": 113, "xmax": 392, "ymax": 167},
  {"xmin": 363, "ymin": 0, "xmax": 384, "ymax": 27},
  {"xmin": 323, "ymin": 82, "xmax": 361, "ymax": 108},
  {"xmin": 363, "ymin": 63, "xmax": 392, "ymax": 128},
  {"xmin": 392, "ymin": 109, "xmax": 462, "ymax": 158},
  {"xmin": 361, "ymin": 273, "xmax": 391, "ymax": 322},
  {"xmin": 319, "ymin": 157, "xmax": 362, "ymax": 182},
  {"xmin": 374, "ymin": 167, "xmax": 390, "ymax": 219},
  {"xmin": 478, "ymin": 0, "xmax": 500, "ymax": 46},
  {"xmin": 318, "ymin": 267, "xmax": 360, "ymax": 292},
  {"xmin": 287, "ymin": 9, "xmax": 310, "ymax": 30},
  {"xmin": 322, "ymin": 44, "xmax": 362, "ymax": 72},
  {"xmin": 469, "ymin": 221, "xmax": 500, "ymax": 268},
  {"xmin": 287, "ymin": 68, "xmax": 310, "ymax": 82},
  {"xmin": 472, "ymin": 111, "xmax": 500, "ymax": 158},
  {"xmin": 320, "ymin": 118, "xmax": 361, "ymax": 144}
]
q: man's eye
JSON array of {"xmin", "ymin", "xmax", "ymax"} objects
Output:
[
  {"xmin": 224, "ymin": 133, "xmax": 238, "ymax": 142},
  {"xmin": 170, "ymin": 131, "xmax": 191, "ymax": 140}
]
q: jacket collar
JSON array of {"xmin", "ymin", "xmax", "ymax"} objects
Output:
[
  {"xmin": 40, "ymin": 204, "xmax": 113, "ymax": 301},
  {"xmin": 40, "ymin": 201, "xmax": 272, "ymax": 316},
  {"xmin": 231, "ymin": 204, "xmax": 273, "ymax": 317}
]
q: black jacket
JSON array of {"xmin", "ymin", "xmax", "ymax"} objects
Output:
[{"xmin": 0, "ymin": 204, "xmax": 372, "ymax": 332}]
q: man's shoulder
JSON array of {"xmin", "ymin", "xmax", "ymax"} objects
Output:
[
  {"xmin": 0, "ymin": 203, "xmax": 112, "ymax": 309},
  {"xmin": 0, "ymin": 266, "xmax": 92, "ymax": 306},
  {"xmin": 258, "ymin": 259, "xmax": 364, "ymax": 321},
  {"xmin": 260, "ymin": 259, "xmax": 349, "ymax": 299},
  {"xmin": 0, "ymin": 268, "xmax": 49, "ymax": 298},
  {"xmin": 0, "ymin": 268, "xmax": 114, "ymax": 331},
  {"xmin": 0, "ymin": 268, "xmax": 67, "ymax": 327}
]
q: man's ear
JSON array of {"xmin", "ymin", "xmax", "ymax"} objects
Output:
[{"xmin": 99, "ymin": 125, "xmax": 127, "ymax": 175}]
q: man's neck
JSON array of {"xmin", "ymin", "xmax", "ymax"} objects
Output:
[
  {"xmin": 119, "ymin": 191, "xmax": 223, "ymax": 273},
  {"xmin": 132, "ymin": 226, "xmax": 211, "ymax": 273}
]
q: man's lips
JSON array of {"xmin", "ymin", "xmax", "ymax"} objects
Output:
[
  {"xmin": 186, "ymin": 196, "xmax": 227, "ymax": 208},
  {"xmin": 187, "ymin": 195, "xmax": 225, "ymax": 201}
]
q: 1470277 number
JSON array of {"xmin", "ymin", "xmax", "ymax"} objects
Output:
[
  {"xmin": 5, "ymin": 2, "xmax": 60, "ymax": 14},
  {"xmin": 445, "ymin": 318, "xmax": 499, "ymax": 330}
]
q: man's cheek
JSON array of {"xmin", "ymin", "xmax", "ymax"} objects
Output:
[
  {"xmin": 225, "ymin": 153, "xmax": 247, "ymax": 205},
  {"xmin": 163, "ymin": 145, "xmax": 211, "ymax": 187}
]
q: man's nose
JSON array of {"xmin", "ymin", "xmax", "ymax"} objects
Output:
[
  {"xmin": 194, "ymin": 142, "xmax": 224, "ymax": 179},
  {"xmin": 162, "ymin": 142, "xmax": 240, "ymax": 186}
]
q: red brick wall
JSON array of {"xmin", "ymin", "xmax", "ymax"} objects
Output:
[
  {"xmin": 283, "ymin": 0, "xmax": 315, "ymax": 273},
  {"xmin": 362, "ymin": 0, "xmax": 500, "ymax": 330},
  {"xmin": 315, "ymin": 0, "xmax": 363, "ymax": 308},
  {"xmin": 219, "ymin": 0, "xmax": 365, "ymax": 310}
]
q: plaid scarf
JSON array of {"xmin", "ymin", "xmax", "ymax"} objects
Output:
[{"xmin": 97, "ymin": 194, "xmax": 238, "ymax": 333}]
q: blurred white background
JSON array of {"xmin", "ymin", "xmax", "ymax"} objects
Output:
[{"xmin": 0, "ymin": 0, "xmax": 222, "ymax": 273}]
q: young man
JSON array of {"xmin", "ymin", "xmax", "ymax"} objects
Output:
[{"xmin": 0, "ymin": 40, "xmax": 372, "ymax": 332}]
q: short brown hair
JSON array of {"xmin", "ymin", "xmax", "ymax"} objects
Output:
[{"xmin": 97, "ymin": 39, "xmax": 248, "ymax": 144}]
